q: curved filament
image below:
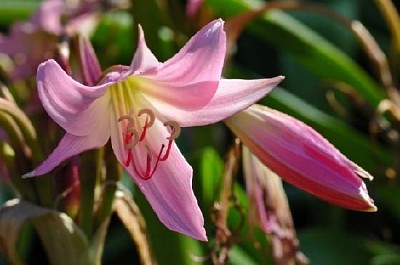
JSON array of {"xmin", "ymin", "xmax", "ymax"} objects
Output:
[
  {"xmin": 138, "ymin": 108, "xmax": 155, "ymax": 141},
  {"xmin": 121, "ymin": 114, "xmax": 182, "ymax": 180},
  {"xmin": 124, "ymin": 127, "xmax": 139, "ymax": 149},
  {"xmin": 164, "ymin": 120, "xmax": 181, "ymax": 140}
]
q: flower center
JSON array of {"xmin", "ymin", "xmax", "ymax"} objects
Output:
[{"xmin": 117, "ymin": 108, "xmax": 181, "ymax": 180}]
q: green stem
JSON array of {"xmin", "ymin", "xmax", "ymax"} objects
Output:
[
  {"xmin": 0, "ymin": 100, "xmax": 55, "ymax": 207},
  {"xmin": 0, "ymin": 142, "xmax": 37, "ymax": 203},
  {"xmin": 376, "ymin": 0, "xmax": 400, "ymax": 54},
  {"xmin": 93, "ymin": 146, "xmax": 120, "ymax": 229},
  {"xmin": 79, "ymin": 146, "xmax": 108, "ymax": 238},
  {"xmin": 0, "ymin": 99, "xmax": 43, "ymax": 163},
  {"xmin": 0, "ymin": 112, "xmax": 38, "ymax": 202}
]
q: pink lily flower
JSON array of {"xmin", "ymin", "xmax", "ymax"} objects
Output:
[
  {"xmin": 186, "ymin": 0, "xmax": 205, "ymax": 17},
  {"xmin": 0, "ymin": 0, "xmax": 98, "ymax": 80},
  {"xmin": 243, "ymin": 146, "xmax": 308, "ymax": 265},
  {"xmin": 226, "ymin": 104, "xmax": 376, "ymax": 212},
  {"xmin": 24, "ymin": 19, "xmax": 284, "ymax": 240}
]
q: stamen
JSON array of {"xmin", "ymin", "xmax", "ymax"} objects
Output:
[
  {"xmin": 118, "ymin": 109, "xmax": 182, "ymax": 180},
  {"xmin": 163, "ymin": 120, "xmax": 181, "ymax": 140},
  {"xmin": 148, "ymin": 144, "xmax": 165, "ymax": 177},
  {"xmin": 138, "ymin": 108, "xmax": 155, "ymax": 141},
  {"xmin": 130, "ymin": 144, "xmax": 161, "ymax": 180},
  {"xmin": 118, "ymin": 112, "xmax": 139, "ymax": 149},
  {"xmin": 159, "ymin": 120, "xmax": 181, "ymax": 161},
  {"xmin": 123, "ymin": 127, "xmax": 139, "ymax": 149},
  {"xmin": 117, "ymin": 114, "xmax": 134, "ymax": 127},
  {"xmin": 130, "ymin": 152, "xmax": 152, "ymax": 180},
  {"xmin": 159, "ymin": 141, "xmax": 172, "ymax": 161},
  {"xmin": 118, "ymin": 109, "xmax": 135, "ymax": 125},
  {"xmin": 124, "ymin": 150, "xmax": 133, "ymax": 167},
  {"xmin": 138, "ymin": 108, "xmax": 155, "ymax": 127}
]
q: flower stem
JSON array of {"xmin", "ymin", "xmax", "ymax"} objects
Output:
[
  {"xmin": 78, "ymin": 150, "xmax": 101, "ymax": 238},
  {"xmin": 93, "ymin": 145, "xmax": 120, "ymax": 230}
]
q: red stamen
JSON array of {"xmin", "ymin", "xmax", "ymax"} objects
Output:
[
  {"xmin": 159, "ymin": 140, "xmax": 173, "ymax": 161},
  {"xmin": 124, "ymin": 149, "xmax": 133, "ymax": 167},
  {"xmin": 139, "ymin": 121, "xmax": 148, "ymax": 142},
  {"xmin": 138, "ymin": 109, "xmax": 155, "ymax": 142},
  {"xmin": 144, "ymin": 149, "xmax": 152, "ymax": 177},
  {"xmin": 130, "ymin": 154, "xmax": 151, "ymax": 180},
  {"xmin": 128, "ymin": 144, "xmax": 166, "ymax": 180},
  {"xmin": 148, "ymin": 144, "xmax": 165, "ymax": 177},
  {"xmin": 124, "ymin": 131, "xmax": 132, "ymax": 145},
  {"xmin": 119, "ymin": 110, "xmax": 181, "ymax": 180},
  {"xmin": 130, "ymin": 149, "xmax": 153, "ymax": 180}
]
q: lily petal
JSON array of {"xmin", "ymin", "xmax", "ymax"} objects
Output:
[
  {"xmin": 0, "ymin": 23, "xmax": 27, "ymax": 54},
  {"xmin": 186, "ymin": 0, "xmax": 204, "ymax": 17},
  {"xmin": 24, "ymin": 130, "xmax": 110, "ymax": 177},
  {"xmin": 129, "ymin": 25, "xmax": 160, "ymax": 73},
  {"xmin": 110, "ymin": 115, "xmax": 206, "ymax": 240},
  {"xmin": 78, "ymin": 37, "xmax": 102, "ymax": 86},
  {"xmin": 136, "ymin": 19, "xmax": 226, "ymax": 117},
  {"xmin": 31, "ymin": 0, "xmax": 64, "ymax": 34},
  {"xmin": 226, "ymin": 104, "xmax": 376, "ymax": 211},
  {"xmin": 154, "ymin": 19, "xmax": 225, "ymax": 84},
  {"xmin": 37, "ymin": 59, "xmax": 118, "ymax": 136},
  {"xmin": 243, "ymin": 146, "xmax": 306, "ymax": 265},
  {"xmin": 145, "ymin": 77, "xmax": 284, "ymax": 126}
]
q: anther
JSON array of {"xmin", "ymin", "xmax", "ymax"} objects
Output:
[
  {"xmin": 118, "ymin": 115, "xmax": 135, "ymax": 127},
  {"xmin": 118, "ymin": 109, "xmax": 135, "ymax": 127},
  {"xmin": 119, "ymin": 112, "xmax": 182, "ymax": 180},
  {"xmin": 163, "ymin": 120, "xmax": 181, "ymax": 140},
  {"xmin": 158, "ymin": 120, "xmax": 181, "ymax": 161},
  {"xmin": 138, "ymin": 108, "xmax": 155, "ymax": 127},
  {"xmin": 138, "ymin": 108, "xmax": 155, "ymax": 141},
  {"xmin": 123, "ymin": 127, "xmax": 139, "ymax": 149}
]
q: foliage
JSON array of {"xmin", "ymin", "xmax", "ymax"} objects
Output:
[{"xmin": 0, "ymin": 0, "xmax": 400, "ymax": 264}]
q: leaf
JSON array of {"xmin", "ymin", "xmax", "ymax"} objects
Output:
[
  {"xmin": 0, "ymin": 0, "xmax": 38, "ymax": 25},
  {"xmin": 298, "ymin": 228, "xmax": 371, "ymax": 265},
  {"xmin": 367, "ymin": 240, "xmax": 400, "ymax": 255},
  {"xmin": 0, "ymin": 199, "xmax": 91, "ymax": 265},
  {"xmin": 113, "ymin": 192, "xmax": 156, "ymax": 265},
  {"xmin": 228, "ymin": 245, "xmax": 258, "ymax": 265},
  {"xmin": 91, "ymin": 12, "xmax": 134, "ymax": 66},
  {"xmin": 199, "ymin": 148, "xmax": 222, "ymax": 202},
  {"xmin": 206, "ymin": 0, "xmax": 386, "ymax": 107},
  {"xmin": 131, "ymin": 0, "xmax": 168, "ymax": 60},
  {"xmin": 89, "ymin": 217, "xmax": 111, "ymax": 265}
]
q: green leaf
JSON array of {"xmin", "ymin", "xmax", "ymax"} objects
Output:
[
  {"xmin": 196, "ymin": 147, "xmax": 222, "ymax": 224},
  {"xmin": 0, "ymin": 199, "xmax": 91, "ymax": 265},
  {"xmin": 89, "ymin": 218, "xmax": 111, "ymax": 265},
  {"xmin": 298, "ymin": 228, "xmax": 371, "ymax": 265},
  {"xmin": 374, "ymin": 185, "xmax": 400, "ymax": 221},
  {"xmin": 113, "ymin": 193, "xmax": 156, "ymax": 265},
  {"xmin": 131, "ymin": 0, "xmax": 171, "ymax": 61},
  {"xmin": 206, "ymin": 0, "xmax": 386, "ymax": 107},
  {"xmin": 91, "ymin": 12, "xmax": 134, "ymax": 67},
  {"xmin": 367, "ymin": 240, "xmax": 400, "ymax": 256},
  {"xmin": 228, "ymin": 245, "xmax": 258, "ymax": 265},
  {"xmin": 0, "ymin": 0, "xmax": 39, "ymax": 25}
]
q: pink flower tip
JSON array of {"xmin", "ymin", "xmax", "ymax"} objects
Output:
[
  {"xmin": 22, "ymin": 171, "xmax": 35, "ymax": 178},
  {"xmin": 226, "ymin": 104, "xmax": 377, "ymax": 212}
]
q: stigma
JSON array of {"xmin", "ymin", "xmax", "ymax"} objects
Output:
[{"xmin": 118, "ymin": 108, "xmax": 181, "ymax": 180}]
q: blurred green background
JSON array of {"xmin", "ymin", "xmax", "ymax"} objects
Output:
[{"xmin": 1, "ymin": 0, "xmax": 400, "ymax": 264}]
